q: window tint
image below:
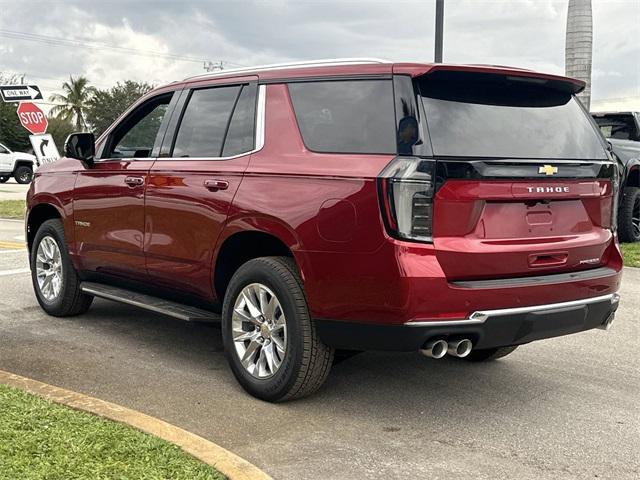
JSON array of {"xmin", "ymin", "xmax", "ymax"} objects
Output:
[
  {"xmin": 417, "ymin": 72, "xmax": 607, "ymax": 159},
  {"xmin": 173, "ymin": 86, "xmax": 240, "ymax": 158},
  {"xmin": 105, "ymin": 93, "xmax": 173, "ymax": 159},
  {"xmin": 222, "ymin": 84, "xmax": 257, "ymax": 157},
  {"xmin": 288, "ymin": 80, "xmax": 396, "ymax": 154}
]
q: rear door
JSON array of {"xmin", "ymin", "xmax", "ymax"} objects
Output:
[
  {"xmin": 414, "ymin": 70, "xmax": 616, "ymax": 280},
  {"xmin": 144, "ymin": 78, "xmax": 259, "ymax": 298},
  {"xmin": 73, "ymin": 91, "xmax": 177, "ymax": 278}
]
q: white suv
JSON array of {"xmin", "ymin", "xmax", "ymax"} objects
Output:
[{"xmin": 0, "ymin": 142, "xmax": 36, "ymax": 184}]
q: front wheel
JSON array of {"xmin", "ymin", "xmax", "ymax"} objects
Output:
[
  {"xmin": 221, "ymin": 256, "xmax": 334, "ymax": 402},
  {"xmin": 30, "ymin": 219, "xmax": 93, "ymax": 316},
  {"xmin": 0, "ymin": 176, "xmax": 9, "ymax": 183},
  {"xmin": 14, "ymin": 165, "xmax": 33, "ymax": 184}
]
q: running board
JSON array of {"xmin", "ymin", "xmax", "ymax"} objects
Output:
[{"xmin": 80, "ymin": 282, "xmax": 220, "ymax": 323}]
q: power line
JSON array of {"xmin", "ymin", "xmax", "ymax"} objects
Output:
[{"xmin": 0, "ymin": 29, "xmax": 244, "ymax": 68}]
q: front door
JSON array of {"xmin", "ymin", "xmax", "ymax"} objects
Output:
[
  {"xmin": 73, "ymin": 91, "xmax": 177, "ymax": 279},
  {"xmin": 145, "ymin": 80, "xmax": 259, "ymax": 298}
]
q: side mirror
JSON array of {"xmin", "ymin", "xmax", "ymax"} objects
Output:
[{"xmin": 65, "ymin": 133, "xmax": 95, "ymax": 165}]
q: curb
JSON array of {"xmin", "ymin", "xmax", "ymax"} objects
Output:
[{"xmin": 0, "ymin": 370, "xmax": 273, "ymax": 480}]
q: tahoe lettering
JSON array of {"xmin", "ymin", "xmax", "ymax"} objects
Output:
[{"xmin": 526, "ymin": 186, "xmax": 570, "ymax": 193}]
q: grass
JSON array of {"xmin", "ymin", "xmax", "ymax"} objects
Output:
[
  {"xmin": 0, "ymin": 199, "xmax": 25, "ymax": 219},
  {"xmin": 620, "ymin": 243, "xmax": 640, "ymax": 268},
  {"xmin": 0, "ymin": 384, "xmax": 225, "ymax": 480}
]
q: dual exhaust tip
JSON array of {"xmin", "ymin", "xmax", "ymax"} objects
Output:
[{"xmin": 421, "ymin": 338, "xmax": 473, "ymax": 359}]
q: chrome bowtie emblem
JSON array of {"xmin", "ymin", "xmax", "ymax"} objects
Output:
[{"xmin": 539, "ymin": 165, "xmax": 558, "ymax": 176}]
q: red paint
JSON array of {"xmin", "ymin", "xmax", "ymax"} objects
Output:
[
  {"xmin": 17, "ymin": 102, "xmax": 48, "ymax": 134},
  {"xmin": 26, "ymin": 61, "xmax": 621, "ymax": 332}
]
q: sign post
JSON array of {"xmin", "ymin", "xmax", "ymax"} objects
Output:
[
  {"xmin": 16, "ymin": 102, "xmax": 48, "ymax": 135},
  {"xmin": 0, "ymin": 85, "xmax": 43, "ymax": 102}
]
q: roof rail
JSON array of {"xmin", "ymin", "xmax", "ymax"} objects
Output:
[{"xmin": 184, "ymin": 58, "xmax": 390, "ymax": 81}]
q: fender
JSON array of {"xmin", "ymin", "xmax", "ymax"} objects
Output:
[{"xmin": 213, "ymin": 211, "xmax": 311, "ymax": 283}]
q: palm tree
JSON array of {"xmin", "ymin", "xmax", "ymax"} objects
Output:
[{"xmin": 49, "ymin": 76, "xmax": 95, "ymax": 131}]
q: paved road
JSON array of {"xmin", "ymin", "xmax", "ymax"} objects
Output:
[
  {"xmin": 0, "ymin": 233, "xmax": 637, "ymax": 479},
  {"xmin": 0, "ymin": 180, "xmax": 29, "ymax": 200}
]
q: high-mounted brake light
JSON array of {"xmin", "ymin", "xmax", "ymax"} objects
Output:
[{"xmin": 378, "ymin": 157, "xmax": 436, "ymax": 243}]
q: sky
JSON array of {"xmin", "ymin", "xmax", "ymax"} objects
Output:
[{"xmin": 0, "ymin": 0, "xmax": 638, "ymax": 112}]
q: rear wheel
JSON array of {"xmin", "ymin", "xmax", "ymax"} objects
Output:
[
  {"xmin": 14, "ymin": 165, "xmax": 33, "ymax": 184},
  {"xmin": 30, "ymin": 219, "xmax": 93, "ymax": 316},
  {"xmin": 618, "ymin": 186, "xmax": 640, "ymax": 242},
  {"xmin": 221, "ymin": 256, "xmax": 334, "ymax": 402},
  {"xmin": 463, "ymin": 345, "xmax": 518, "ymax": 362},
  {"xmin": 0, "ymin": 176, "xmax": 9, "ymax": 183}
]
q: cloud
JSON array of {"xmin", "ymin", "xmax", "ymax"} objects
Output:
[{"xmin": 0, "ymin": 0, "xmax": 638, "ymax": 111}]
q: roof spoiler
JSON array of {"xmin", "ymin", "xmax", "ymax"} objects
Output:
[{"xmin": 395, "ymin": 64, "xmax": 585, "ymax": 95}]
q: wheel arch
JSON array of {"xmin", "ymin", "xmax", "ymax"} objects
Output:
[
  {"xmin": 26, "ymin": 203, "xmax": 63, "ymax": 253},
  {"xmin": 625, "ymin": 162, "xmax": 640, "ymax": 188},
  {"xmin": 13, "ymin": 160, "xmax": 34, "ymax": 172},
  {"xmin": 213, "ymin": 220, "xmax": 306, "ymax": 302}
]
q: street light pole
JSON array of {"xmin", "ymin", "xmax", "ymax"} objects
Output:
[{"xmin": 434, "ymin": 0, "xmax": 444, "ymax": 63}]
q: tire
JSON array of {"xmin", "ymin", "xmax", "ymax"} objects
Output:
[
  {"xmin": 0, "ymin": 176, "xmax": 8, "ymax": 183},
  {"xmin": 463, "ymin": 345, "xmax": 518, "ymax": 362},
  {"xmin": 617, "ymin": 186, "xmax": 640, "ymax": 243},
  {"xmin": 30, "ymin": 219, "xmax": 93, "ymax": 316},
  {"xmin": 221, "ymin": 256, "xmax": 334, "ymax": 402},
  {"xmin": 14, "ymin": 165, "xmax": 33, "ymax": 184}
]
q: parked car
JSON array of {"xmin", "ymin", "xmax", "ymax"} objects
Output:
[
  {"xmin": 0, "ymin": 142, "xmax": 36, "ymax": 184},
  {"xmin": 27, "ymin": 60, "xmax": 622, "ymax": 401},
  {"xmin": 591, "ymin": 112, "xmax": 640, "ymax": 242}
]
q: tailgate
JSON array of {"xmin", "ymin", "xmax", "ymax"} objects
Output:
[{"xmin": 432, "ymin": 161, "xmax": 617, "ymax": 280}]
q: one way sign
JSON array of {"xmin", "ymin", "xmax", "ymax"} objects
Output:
[{"xmin": 0, "ymin": 85, "xmax": 43, "ymax": 102}]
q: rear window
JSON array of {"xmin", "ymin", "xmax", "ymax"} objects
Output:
[
  {"xmin": 418, "ymin": 72, "xmax": 608, "ymax": 160},
  {"xmin": 593, "ymin": 114, "xmax": 640, "ymax": 141},
  {"xmin": 173, "ymin": 85, "xmax": 240, "ymax": 158},
  {"xmin": 288, "ymin": 80, "xmax": 396, "ymax": 154}
]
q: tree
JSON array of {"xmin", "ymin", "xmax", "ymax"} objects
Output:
[
  {"xmin": 46, "ymin": 116, "xmax": 75, "ymax": 153},
  {"xmin": 49, "ymin": 76, "xmax": 95, "ymax": 131},
  {"xmin": 86, "ymin": 81, "xmax": 153, "ymax": 137},
  {"xmin": 0, "ymin": 73, "xmax": 31, "ymax": 152}
]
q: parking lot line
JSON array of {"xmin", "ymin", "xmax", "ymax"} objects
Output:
[
  {"xmin": 0, "ymin": 268, "xmax": 30, "ymax": 277},
  {"xmin": 0, "ymin": 241, "xmax": 25, "ymax": 250}
]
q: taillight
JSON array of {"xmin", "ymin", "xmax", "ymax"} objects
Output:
[
  {"xmin": 378, "ymin": 156, "xmax": 436, "ymax": 243},
  {"xmin": 610, "ymin": 165, "xmax": 620, "ymax": 232}
]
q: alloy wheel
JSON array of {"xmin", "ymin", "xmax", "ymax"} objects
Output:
[
  {"xmin": 232, "ymin": 283, "xmax": 287, "ymax": 379},
  {"xmin": 35, "ymin": 235, "xmax": 63, "ymax": 301}
]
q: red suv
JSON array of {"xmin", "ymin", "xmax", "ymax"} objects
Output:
[{"xmin": 27, "ymin": 59, "xmax": 622, "ymax": 401}]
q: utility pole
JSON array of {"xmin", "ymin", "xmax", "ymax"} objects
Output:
[{"xmin": 434, "ymin": 0, "xmax": 444, "ymax": 63}]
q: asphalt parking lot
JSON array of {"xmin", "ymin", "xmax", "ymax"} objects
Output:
[
  {"xmin": 0, "ymin": 179, "xmax": 29, "ymax": 201},
  {"xmin": 0, "ymin": 221, "xmax": 637, "ymax": 480}
]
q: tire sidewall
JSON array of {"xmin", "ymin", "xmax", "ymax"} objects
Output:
[
  {"xmin": 619, "ymin": 187, "xmax": 640, "ymax": 242},
  {"xmin": 15, "ymin": 166, "xmax": 33, "ymax": 184},
  {"xmin": 222, "ymin": 259, "xmax": 306, "ymax": 401},
  {"xmin": 31, "ymin": 221, "xmax": 69, "ymax": 313}
]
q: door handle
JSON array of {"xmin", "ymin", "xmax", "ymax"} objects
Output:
[
  {"xmin": 204, "ymin": 179, "xmax": 229, "ymax": 191},
  {"xmin": 125, "ymin": 176, "xmax": 144, "ymax": 186}
]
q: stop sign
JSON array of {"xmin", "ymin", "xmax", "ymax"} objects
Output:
[{"xmin": 16, "ymin": 102, "xmax": 48, "ymax": 135}]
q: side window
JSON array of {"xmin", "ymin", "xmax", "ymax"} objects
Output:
[
  {"xmin": 104, "ymin": 93, "xmax": 173, "ymax": 159},
  {"xmin": 222, "ymin": 84, "xmax": 257, "ymax": 157},
  {"xmin": 0, "ymin": 144, "xmax": 9, "ymax": 154},
  {"xmin": 172, "ymin": 85, "xmax": 240, "ymax": 158},
  {"xmin": 288, "ymin": 80, "xmax": 396, "ymax": 154}
]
